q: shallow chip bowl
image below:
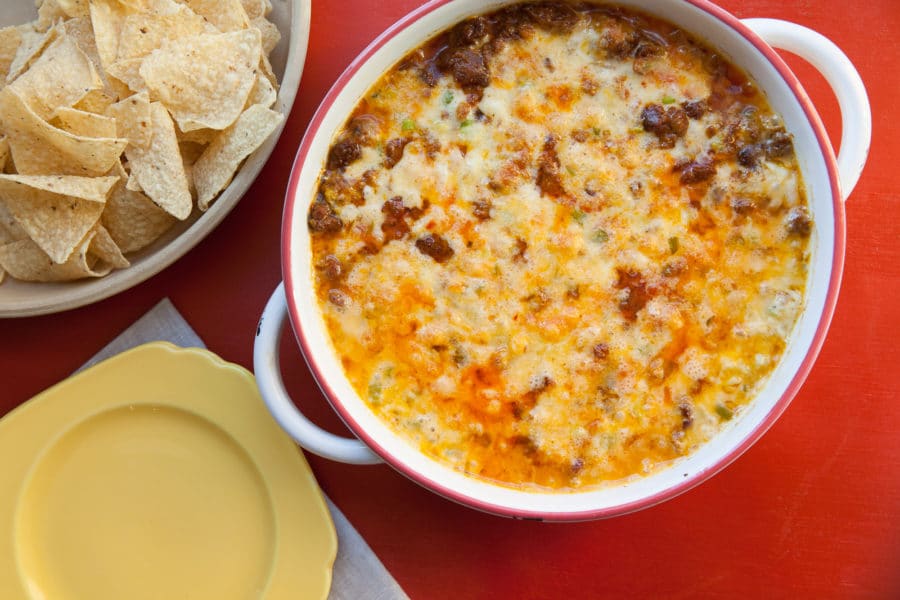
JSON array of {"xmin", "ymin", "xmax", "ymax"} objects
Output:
[
  {"xmin": 0, "ymin": 0, "xmax": 311, "ymax": 318},
  {"xmin": 254, "ymin": 0, "xmax": 870, "ymax": 520}
]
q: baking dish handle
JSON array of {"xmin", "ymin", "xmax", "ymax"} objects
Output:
[
  {"xmin": 254, "ymin": 282, "xmax": 383, "ymax": 465},
  {"xmin": 741, "ymin": 18, "xmax": 871, "ymax": 200}
]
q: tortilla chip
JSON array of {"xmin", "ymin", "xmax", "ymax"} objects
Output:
[
  {"xmin": 89, "ymin": 0, "xmax": 128, "ymax": 72},
  {"xmin": 246, "ymin": 73, "xmax": 276, "ymax": 109},
  {"xmin": 252, "ymin": 16, "xmax": 280, "ymax": 56},
  {"xmin": 124, "ymin": 102, "xmax": 192, "ymax": 219},
  {"xmin": 125, "ymin": 170, "xmax": 143, "ymax": 192},
  {"xmin": 105, "ymin": 57, "xmax": 147, "ymax": 94},
  {"xmin": 102, "ymin": 163, "xmax": 175, "ymax": 253},
  {"xmin": 193, "ymin": 103, "xmax": 282, "ymax": 209},
  {"xmin": 0, "ymin": 174, "xmax": 117, "ymax": 263},
  {"xmin": 74, "ymin": 88, "xmax": 117, "ymax": 114},
  {"xmin": 37, "ymin": 0, "xmax": 69, "ymax": 31},
  {"xmin": 0, "ymin": 237, "xmax": 95, "ymax": 281},
  {"xmin": 0, "ymin": 27, "xmax": 24, "ymax": 83},
  {"xmin": 6, "ymin": 25, "xmax": 58, "ymax": 83},
  {"xmin": 177, "ymin": 127, "xmax": 217, "ymax": 146},
  {"xmin": 106, "ymin": 91, "xmax": 151, "ymax": 147},
  {"xmin": 0, "ymin": 199, "xmax": 28, "ymax": 244},
  {"xmin": 180, "ymin": 0, "xmax": 250, "ymax": 33},
  {"xmin": 0, "ymin": 87, "xmax": 128, "ymax": 176},
  {"xmin": 179, "ymin": 140, "xmax": 205, "ymax": 166},
  {"xmin": 240, "ymin": 0, "xmax": 267, "ymax": 19},
  {"xmin": 258, "ymin": 51, "xmax": 277, "ymax": 88},
  {"xmin": 53, "ymin": 107, "xmax": 118, "ymax": 139},
  {"xmin": 62, "ymin": 16, "xmax": 118, "ymax": 95},
  {"xmin": 139, "ymin": 28, "xmax": 261, "ymax": 132},
  {"xmin": 0, "ymin": 173, "xmax": 118, "ymax": 202},
  {"xmin": 62, "ymin": 16, "xmax": 98, "ymax": 58},
  {"xmin": 89, "ymin": 223, "xmax": 129, "ymax": 268},
  {"xmin": 183, "ymin": 160, "xmax": 196, "ymax": 201},
  {"xmin": 8, "ymin": 33, "xmax": 103, "ymax": 120},
  {"xmin": 108, "ymin": 77, "xmax": 133, "ymax": 102},
  {"xmin": 0, "ymin": 136, "xmax": 8, "ymax": 172},
  {"xmin": 117, "ymin": 1, "xmax": 215, "ymax": 61},
  {"xmin": 57, "ymin": 0, "xmax": 90, "ymax": 18},
  {"xmin": 0, "ymin": 227, "xmax": 117, "ymax": 281}
]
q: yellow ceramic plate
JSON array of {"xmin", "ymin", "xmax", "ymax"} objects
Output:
[{"xmin": 0, "ymin": 342, "xmax": 336, "ymax": 600}]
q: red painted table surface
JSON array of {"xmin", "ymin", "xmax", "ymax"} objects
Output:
[{"xmin": 2, "ymin": 1, "xmax": 898, "ymax": 597}]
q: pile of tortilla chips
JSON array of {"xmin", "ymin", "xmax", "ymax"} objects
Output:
[{"xmin": 0, "ymin": 0, "xmax": 284, "ymax": 283}]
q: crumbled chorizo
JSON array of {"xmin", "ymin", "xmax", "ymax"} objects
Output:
[
  {"xmin": 523, "ymin": 288, "xmax": 552, "ymax": 312},
  {"xmin": 419, "ymin": 58, "xmax": 442, "ymax": 87},
  {"xmin": 678, "ymin": 401, "xmax": 693, "ymax": 429},
  {"xmin": 641, "ymin": 103, "xmax": 689, "ymax": 148},
  {"xmin": 571, "ymin": 129, "xmax": 590, "ymax": 143},
  {"xmin": 765, "ymin": 130, "xmax": 794, "ymax": 158},
  {"xmin": 438, "ymin": 47, "xmax": 491, "ymax": 88},
  {"xmin": 682, "ymin": 99, "xmax": 707, "ymax": 119},
  {"xmin": 308, "ymin": 194, "xmax": 342, "ymax": 233},
  {"xmin": 384, "ymin": 137, "xmax": 411, "ymax": 168},
  {"xmin": 449, "ymin": 16, "xmax": 488, "ymax": 47},
  {"xmin": 346, "ymin": 114, "xmax": 382, "ymax": 145},
  {"xmin": 316, "ymin": 254, "xmax": 342, "ymax": 280},
  {"xmin": 785, "ymin": 206, "xmax": 812, "ymax": 237},
  {"xmin": 633, "ymin": 42, "xmax": 662, "ymax": 59},
  {"xmin": 327, "ymin": 289, "xmax": 348, "ymax": 308},
  {"xmin": 673, "ymin": 156, "xmax": 693, "ymax": 172},
  {"xmin": 422, "ymin": 133, "xmax": 441, "ymax": 158},
  {"xmin": 416, "ymin": 233, "xmax": 454, "ymax": 262},
  {"xmin": 513, "ymin": 237, "xmax": 528, "ymax": 262},
  {"xmin": 381, "ymin": 196, "xmax": 427, "ymax": 243},
  {"xmin": 581, "ymin": 72, "xmax": 599, "ymax": 95},
  {"xmin": 716, "ymin": 106, "xmax": 760, "ymax": 152},
  {"xmin": 615, "ymin": 268, "xmax": 654, "ymax": 321},
  {"xmin": 536, "ymin": 135, "xmax": 567, "ymax": 197},
  {"xmin": 381, "ymin": 197, "xmax": 411, "ymax": 242},
  {"xmin": 327, "ymin": 138, "xmax": 361, "ymax": 170},
  {"xmin": 318, "ymin": 170, "xmax": 362, "ymax": 207},
  {"xmin": 524, "ymin": 2, "xmax": 579, "ymax": 33},
  {"xmin": 737, "ymin": 144, "xmax": 761, "ymax": 168},
  {"xmin": 456, "ymin": 100, "xmax": 474, "ymax": 121},
  {"xmin": 629, "ymin": 180, "xmax": 644, "ymax": 197},
  {"xmin": 493, "ymin": 6, "xmax": 532, "ymax": 41},
  {"xmin": 472, "ymin": 199, "xmax": 492, "ymax": 220},
  {"xmin": 600, "ymin": 21, "xmax": 640, "ymax": 58},
  {"xmin": 678, "ymin": 157, "xmax": 717, "ymax": 184},
  {"xmin": 730, "ymin": 196, "xmax": 755, "ymax": 215},
  {"xmin": 510, "ymin": 433, "xmax": 537, "ymax": 451}
]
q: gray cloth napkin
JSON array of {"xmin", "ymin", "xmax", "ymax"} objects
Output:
[{"xmin": 78, "ymin": 298, "xmax": 408, "ymax": 600}]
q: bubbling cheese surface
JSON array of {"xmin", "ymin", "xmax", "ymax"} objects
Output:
[{"xmin": 308, "ymin": 2, "xmax": 812, "ymax": 490}]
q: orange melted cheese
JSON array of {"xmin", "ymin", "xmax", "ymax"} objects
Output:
[{"xmin": 309, "ymin": 2, "xmax": 811, "ymax": 490}]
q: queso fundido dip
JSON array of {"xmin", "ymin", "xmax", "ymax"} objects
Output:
[{"xmin": 307, "ymin": 1, "xmax": 811, "ymax": 490}]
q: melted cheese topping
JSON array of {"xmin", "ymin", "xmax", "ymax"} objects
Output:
[{"xmin": 310, "ymin": 3, "xmax": 811, "ymax": 490}]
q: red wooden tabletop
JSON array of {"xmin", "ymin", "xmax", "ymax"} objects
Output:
[{"xmin": 2, "ymin": 1, "xmax": 898, "ymax": 597}]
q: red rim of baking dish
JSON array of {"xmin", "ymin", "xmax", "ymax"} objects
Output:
[{"xmin": 282, "ymin": 0, "xmax": 846, "ymax": 521}]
